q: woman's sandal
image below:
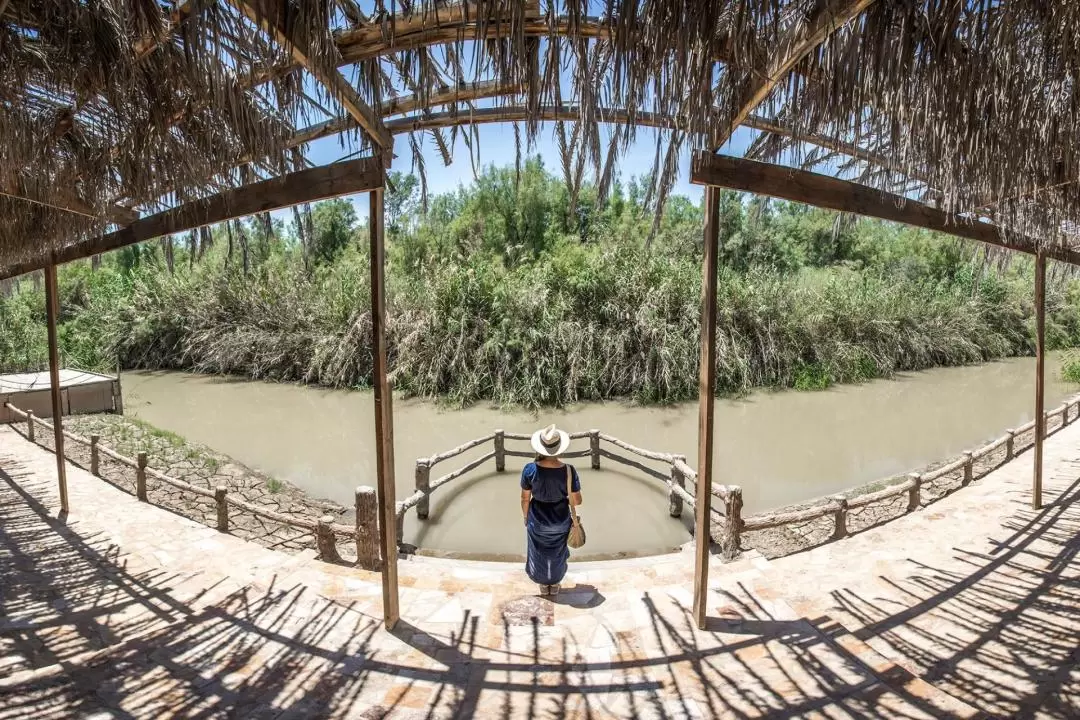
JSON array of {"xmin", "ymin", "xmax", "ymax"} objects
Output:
[
  {"xmin": 538, "ymin": 584, "xmax": 550, "ymax": 596},
  {"xmin": 549, "ymin": 584, "xmax": 561, "ymax": 597}
]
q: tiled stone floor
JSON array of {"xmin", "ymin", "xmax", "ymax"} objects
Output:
[{"xmin": 1, "ymin": 422, "xmax": 1076, "ymax": 718}]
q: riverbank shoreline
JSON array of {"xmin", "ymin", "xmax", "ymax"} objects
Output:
[{"xmin": 11, "ymin": 382, "xmax": 1075, "ymax": 564}]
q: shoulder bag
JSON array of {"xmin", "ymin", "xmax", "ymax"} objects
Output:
[{"xmin": 566, "ymin": 465, "xmax": 586, "ymax": 548}]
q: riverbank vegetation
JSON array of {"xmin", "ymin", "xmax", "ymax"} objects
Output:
[{"xmin": 2, "ymin": 158, "xmax": 1079, "ymax": 407}]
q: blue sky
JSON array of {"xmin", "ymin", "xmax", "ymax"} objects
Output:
[{"xmin": 295, "ymin": 121, "xmax": 759, "ymax": 221}]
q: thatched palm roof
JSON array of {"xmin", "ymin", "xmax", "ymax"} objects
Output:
[{"xmin": 2, "ymin": 0, "xmax": 1080, "ymax": 277}]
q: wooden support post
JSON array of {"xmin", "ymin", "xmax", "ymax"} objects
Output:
[
  {"xmin": 355, "ymin": 486, "xmax": 380, "ymax": 571},
  {"xmin": 669, "ymin": 455, "xmax": 686, "ymax": 517},
  {"xmin": 369, "ymin": 185, "xmax": 399, "ymax": 630},
  {"xmin": 1064, "ymin": 402, "xmax": 1072, "ymax": 427},
  {"xmin": 494, "ymin": 430, "xmax": 506, "ymax": 472},
  {"xmin": 1033, "ymin": 251, "xmax": 1046, "ymax": 510},
  {"xmin": 316, "ymin": 516, "xmax": 343, "ymax": 563},
  {"xmin": 590, "ymin": 430, "xmax": 601, "ymax": 470},
  {"xmin": 215, "ymin": 486, "xmax": 228, "ymax": 531},
  {"xmin": 44, "ymin": 264, "xmax": 68, "ymax": 513},
  {"xmin": 693, "ymin": 186, "xmax": 721, "ymax": 629},
  {"xmin": 721, "ymin": 487, "xmax": 743, "ymax": 561},
  {"xmin": 831, "ymin": 496, "xmax": 848, "ymax": 540},
  {"xmin": 90, "ymin": 435, "xmax": 100, "ymax": 476},
  {"xmin": 26, "ymin": 409, "xmax": 35, "ymax": 442},
  {"xmin": 136, "ymin": 452, "xmax": 148, "ymax": 501},
  {"xmin": 907, "ymin": 473, "xmax": 922, "ymax": 513},
  {"xmin": 962, "ymin": 451, "xmax": 973, "ymax": 486},
  {"xmin": 1006, "ymin": 429, "xmax": 1016, "ymax": 460},
  {"xmin": 112, "ymin": 378, "xmax": 124, "ymax": 415},
  {"xmin": 415, "ymin": 461, "xmax": 431, "ymax": 520}
]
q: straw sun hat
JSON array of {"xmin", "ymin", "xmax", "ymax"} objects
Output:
[{"xmin": 531, "ymin": 424, "xmax": 571, "ymax": 457}]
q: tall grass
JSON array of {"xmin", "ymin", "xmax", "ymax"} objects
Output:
[{"xmin": 5, "ymin": 241, "xmax": 1053, "ymax": 409}]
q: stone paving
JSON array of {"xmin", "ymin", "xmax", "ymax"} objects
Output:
[{"xmin": 1, "ymin": 421, "xmax": 1077, "ymax": 718}]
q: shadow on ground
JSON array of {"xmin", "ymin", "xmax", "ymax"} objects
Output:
[{"xmin": 0, "ymin": 452, "xmax": 1076, "ymax": 718}]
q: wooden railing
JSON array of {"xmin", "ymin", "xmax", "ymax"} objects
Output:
[
  {"xmin": 9, "ymin": 395, "xmax": 1078, "ymax": 565},
  {"xmin": 736, "ymin": 397, "xmax": 1080, "ymax": 551},
  {"xmin": 3, "ymin": 401, "xmax": 381, "ymax": 570},
  {"xmin": 401, "ymin": 397, "xmax": 1080, "ymax": 561},
  {"xmin": 399, "ymin": 428, "xmax": 745, "ymax": 557}
]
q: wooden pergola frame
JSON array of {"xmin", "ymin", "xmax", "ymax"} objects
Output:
[{"xmin": 6, "ymin": 0, "xmax": 1064, "ymax": 636}]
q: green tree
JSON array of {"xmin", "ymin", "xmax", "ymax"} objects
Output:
[{"xmin": 310, "ymin": 199, "xmax": 358, "ymax": 265}]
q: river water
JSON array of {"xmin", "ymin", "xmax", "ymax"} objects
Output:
[{"xmin": 122, "ymin": 355, "xmax": 1075, "ymax": 559}]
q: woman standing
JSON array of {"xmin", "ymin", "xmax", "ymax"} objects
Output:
[{"xmin": 521, "ymin": 424, "xmax": 583, "ymax": 596}]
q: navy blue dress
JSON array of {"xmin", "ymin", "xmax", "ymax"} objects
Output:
[{"xmin": 521, "ymin": 462, "xmax": 581, "ymax": 585}]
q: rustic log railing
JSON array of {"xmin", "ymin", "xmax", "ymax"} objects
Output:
[
  {"xmin": 401, "ymin": 396, "xmax": 1080, "ymax": 561},
  {"xmin": 7, "ymin": 395, "xmax": 1078, "ymax": 565},
  {"xmin": 400, "ymin": 428, "xmax": 736, "ymax": 556},
  {"xmin": 735, "ymin": 397, "xmax": 1079, "ymax": 550},
  {"xmin": 3, "ymin": 401, "xmax": 380, "ymax": 570}
]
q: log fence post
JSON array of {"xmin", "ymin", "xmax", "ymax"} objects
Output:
[
  {"xmin": 136, "ymin": 452, "xmax": 148, "ymax": 501},
  {"xmin": 590, "ymin": 430, "xmax": 601, "ymax": 470},
  {"xmin": 831, "ymin": 496, "xmax": 848, "ymax": 540},
  {"xmin": 721, "ymin": 486, "xmax": 743, "ymax": 561},
  {"xmin": 907, "ymin": 473, "xmax": 922, "ymax": 513},
  {"xmin": 669, "ymin": 456, "xmax": 685, "ymax": 518},
  {"xmin": 395, "ymin": 503, "xmax": 405, "ymax": 546},
  {"xmin": 962, "ymin": 451, "xmax": 973, "ymax": 486},
  {"xmin": 1065, "ymin": 403, "xmax": 1072, "ymax": 427},
  {"xmin": 1005, "ymin": 429, "xmax": 1016, "ymax": 460},
  {"xmin": 215, "ymin": 486, "xmax": 228, "ymax": 532},
  {"xmin": 415, "ymin": 461, "xmax": 431, "ymax": 520},
  {"xmin": 26, "ymin": 410, "xmax": 34, "ymax": 442},
  {"xmin": 316, "ymin": 516, "xmax": 342, "ymax": 563},
  {"xmin": 494, "ymin": 430, "xmax": 506, "ymax": 472},
  {"xmin": 355, "ymin": 486, "xmax": 380, "ymax": 570},
  {"xmin": 90, "ymin": 435, "xmax": 100, "ymax": 476}
]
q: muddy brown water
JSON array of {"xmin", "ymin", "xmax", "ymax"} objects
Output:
[{"xmin": 122, "ymin": 355, "xmax": 1076, "ymax": 559}]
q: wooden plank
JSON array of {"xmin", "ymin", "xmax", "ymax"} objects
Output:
[
  {"xmin": 693, "ymin": 186, "xmax": 721, "ymax": 630},
  {"xmin": 0, "ymin": 184, "xmax": 136, "ymax": 225},
  {"xmin": 1033, "ymin": 251, "xmax": 1046, "ymax": 509},
  {"xmin": 369, "ymin": 186, "xmax": 399, "ymax": 629},
  {"xmin": 690, "ymin": 153, "xmax": 1080, "ymax": 266},
  {"xmin": 714, "ymin": 0, "xmax": 878, "ymax": 149},
  {"xmin": 230, "ymin": 0, "xmax": 392, "ymax": 151},
  {"xmin": 133, "ymin": 0, "xmax": 200, "ymax": 60},
  {"xmin": 0, "ymin": 158, "xmax": 383, "ymax": 280},
  {"xmin": 383, "ymin": 106, "xmax": 895, "ymax": 176},
  {"xmin": 43, "ymin": 264, "xmax": 69, "ymax": 514},
  {"xmin": 288, "ymin": 81, "xmax": 522, "ymax": 149}
]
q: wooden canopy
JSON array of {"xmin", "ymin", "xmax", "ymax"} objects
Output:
[{"xmin": 3, "ymin": 1, "xmax": 1080, "ymax": 277}]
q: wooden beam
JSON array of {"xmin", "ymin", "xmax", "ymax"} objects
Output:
[
  {"xmin": 0, "ymin": 157, "xmax": 383, "ymax": 280},
  {"xmin": 383, "ymin": 105, "xmax": 896, "ymax": 175},
  {"xmin": 714, "ymin": 0, "xmax": 877, "ymax": 149},
  {"xmin": 133, "ymin": 0, "xmax": 200, "ymax": 60},
  {"xmin": 288, "ymin": 81, "xmax": 521, "ymax": 149},
  {"xmin": 693, "ymin": 186, "xmax": 721, "ymax": 630},
  {"xmin": 369, "ymin": 186, "xmax": 399, "ymax": 630},
  {"xmin": 1033, "ymin": 251, "xmax": 1046, "ymax": 510},
  {"xmin": 43, "ymin": 264, "xmax": 69, "ymax": 514},
  {"xmin": 690, "ymin": 153, "xmax": 1080, "ymax": 266},
  {"xmin": 1, "ymin": 183, "xmax": 137, "ymax": 225},
  {"xmin": 230, "ymin": 0, "xmax": 392, "ymax": 152}
]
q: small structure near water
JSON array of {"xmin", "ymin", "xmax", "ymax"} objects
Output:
[{"xmin": 0, "ymin": 369, "xmax": 122, "ymax": 424}]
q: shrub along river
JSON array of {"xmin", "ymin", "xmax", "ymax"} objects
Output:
[{"xmin": 122, "ymin": 355, "xmax": 1076, "ymax": 560}]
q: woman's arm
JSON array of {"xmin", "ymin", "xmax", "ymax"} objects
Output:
[
  {"xmin": 570, "ymin": 491, "xmax": 583, "ymax": 507},
  {"xmin": 521, "ymin": 490, "xmax": 531, "ymax": 525}
]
